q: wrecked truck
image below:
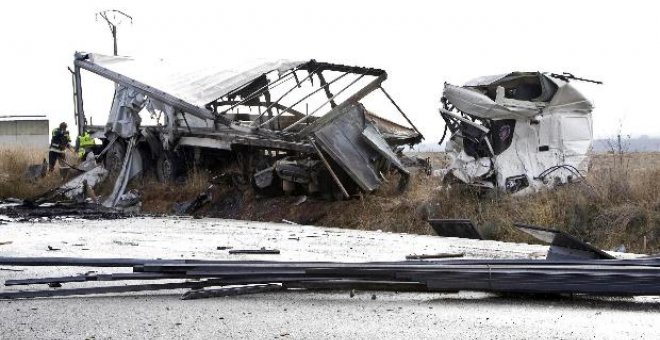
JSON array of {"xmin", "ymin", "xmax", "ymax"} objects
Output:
[
  {"xmin": 70, "ymin": 52, "xmax": 422, "ymax": 205},
  {"xmin": 439, "ymin": 72, "xmax": 599, "ymax": 194}
]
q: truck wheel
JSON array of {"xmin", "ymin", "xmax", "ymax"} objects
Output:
[{"xmin": 103, "ymin": 139, "xmax": 126, "ymax": 178}]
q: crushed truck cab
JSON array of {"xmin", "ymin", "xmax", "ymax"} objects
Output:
[{"xmin": 439, "ymin": 72, "xmax": 598, "ymax": 194}]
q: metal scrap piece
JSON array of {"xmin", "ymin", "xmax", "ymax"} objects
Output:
[
  {"xmin": 514, "ymin": 223, "xmax": 615, "ymax": 260},
  {"xmin": 0, "ymin": 280, "xmax": 224, "ymax": 300},
  {"xmin": 405, "ymin": 253, "xmax": 465, "ymax": 260},
  {"xmin": 180, "ymin": 284, "xmax": 283, "ymax": 300},
  {"xmin": 228, "ymin": 249, "xmax": 281, "ymax": 255},
  {"xmin": 427, "ymin": 219, "xmax": 483, "ymax": 240}
]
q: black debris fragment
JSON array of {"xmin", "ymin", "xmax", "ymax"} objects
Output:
[
  {"xmin": 405, "ymin": 253, "xmax": 465, "ymax": 260},
  {"xmin": 228, "ymin": 248, "xmax": 281, "ymax": 255},
  {"xmin": 0, "ymin": 202, "xmax": 126, "ymax": 221},
  {"xmin": 181, "ymin": 284, "xmax": 283, "ymax": 300},
  {"xmin": 427, "ymin": 219, "xmax": 483, "ymax": 240}
]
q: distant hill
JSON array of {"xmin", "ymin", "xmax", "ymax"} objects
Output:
[
  {"xmin": 407, "ymin": 136, "xmax": 660, "ymax": 153},
  {"xmin": 592, "ymin": 136, "xmax": 660, "ymax": 153}
]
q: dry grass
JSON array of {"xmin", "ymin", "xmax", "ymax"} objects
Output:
[
  {"xmin": 220, "ymin": 152, "xmax": 660, "ymax": 253},
  {"xmin": 362, "ymin": 152, "xmax": 660, "ymax": 253},
  {"xmin": 1, "ymin": 146, "xmax": 659, "ymax": 253},
  {"xmin": 133, "ymin": 168, "xmax": 211, "ymax": 214},
  {"xmin": 0, "ymin": 146, "xmax": 211, "ymax": 210},
  {"xmin": 0, "ymin": 147, "xmax": 64, "ymax": 199}
]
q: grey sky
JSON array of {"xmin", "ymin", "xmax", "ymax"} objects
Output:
[{"xmin": 1, "ymin": 0, "xmax": 658, "ymax": 140}]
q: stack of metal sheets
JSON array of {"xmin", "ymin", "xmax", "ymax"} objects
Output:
[{"xmin": 1, "ymin": 256, "xmax": 659, "ymax": 300}]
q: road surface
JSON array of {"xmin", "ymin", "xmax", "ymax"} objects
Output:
[{"xmin": 0, "ymin": 217, "xmax": 658, "ymax": 339}]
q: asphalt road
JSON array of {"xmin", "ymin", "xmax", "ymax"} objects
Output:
[{"xmin": 0, "ymin": 217, "xmax": 658, "ymax": 339}]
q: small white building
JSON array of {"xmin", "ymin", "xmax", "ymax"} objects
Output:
[{"xmin": 0, "ymin": 115, "xmax": 50, "ymax": 148}]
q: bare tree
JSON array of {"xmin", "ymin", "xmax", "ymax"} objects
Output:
[{"xmin": 96, "ymin": 10, "xmax": 133, "ymax": 56}]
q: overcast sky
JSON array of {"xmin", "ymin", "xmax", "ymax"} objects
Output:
[{"xmin": 1, "ymin": 0, "xmax": 658, "ymax": 141}]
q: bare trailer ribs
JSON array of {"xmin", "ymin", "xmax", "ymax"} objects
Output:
[{"xmin": 70, "ymin": 53, "xmax": 422, "ymax": 202}]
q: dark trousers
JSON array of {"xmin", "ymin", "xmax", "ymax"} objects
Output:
[{"xmin": 48, "ymin": 151, "xmax": 65, "ymax": 171}]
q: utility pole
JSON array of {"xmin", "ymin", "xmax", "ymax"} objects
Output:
[{"xmin": 96, "ymin": 10, "xmax": 132, "ymax": 56}]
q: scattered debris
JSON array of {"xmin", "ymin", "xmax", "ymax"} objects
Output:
[
  {"xmin": 427, "ymin": 219, "xmax": 483, "ymax": 240},
  {"xmin": 294, "ymin": 195, "xmax": 307, "ymax": 206},
  {"xmin": 112, "ymin": 240, "xmax": 139, "ymax": 247},
  {"xmin": 0, "ymin": 281, "xmax": 223, "ymax": 299},
  {"xmin": 515, "ymin": 223, "xmax": 615, "ymax": 260},
  {"xmin": 0, "ymin": 202, "xmax": 125, "ymax": 220},
  {"xmin": 405, "ymin": 252, "xmax": 465, "ymax": 260},
  {"xmin": 60, "ymin": 166, "xmax": 108, "ymax": 202},
  {"xmin": 174, "ymin": 185, "xmax": 214, "ymax": 215},
  {"xmin": 0, "ymin": 225, "xmax": 658, "ymax": 300},
  {"xmin": 228, "ymin": 248, "xmax": 281, "ymax": 255},
  {"xmin": 0, "ymin": 268, "xmax": 24, "ymax": 272},
  {"xmin": 439, "ymin": 72, "xmax": 601, "ymax": 194},
  {"xmin": 115, "ymin": 190, "xmax": 141, "ymax": 212},
  {"xmin": 24, "ymin": 159, "xmax": 48, "ymax": 182},
  {"xmin": 400, "ymin": 154, "xmax": 432, "ymax": 175},
  {"xmin": 612, "ymin": 244, "xmax": 627, "ymax": 253},
  {"xmin": 180, "ymin": 284, "xmax": 283, "ymax": 300}
]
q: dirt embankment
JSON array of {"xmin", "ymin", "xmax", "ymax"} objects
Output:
[
  {"xmin": 2, "ymin": 147, "xmax": 660, "ymax": 254},
  {"xmin": 136, "ymin": 152, "xmax": 660, "ymax": 254}
]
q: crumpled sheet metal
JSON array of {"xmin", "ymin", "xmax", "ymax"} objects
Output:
[
  {"xmin": 362, "ymin": 124, "xmax": 408, "ymax": 175},
  {"xmin": 443, "ymin": 74, "xmax": 594, "ymax": 120},
  {"xmin": 443, "ymin": 84, "xmax": 540, "ymax": 120},
  {"xmin": 103, "ymin": 137, "xmax": 141, "ymax": 208},
  {"xmin": 106, "ymin": 85, "xmax": 146, "ymax": 138},
  {"xmin": 312, "ymin": 104, "xmax": 385, "ymax": 192},
  {"xmin": 61, "ymin": 166, "xmax": 108, "ymax": 200}
]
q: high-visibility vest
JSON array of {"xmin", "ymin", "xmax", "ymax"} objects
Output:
[
  {"xmin": 78, "ymin": 133, "xmax": 95, "ymax": 148},
  {"xmin": 77, "ymin": 133, "xmax": 95, "ymax": 158}
]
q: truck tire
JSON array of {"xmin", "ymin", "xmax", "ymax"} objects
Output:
[{"xmin": 103, "ymin": 139, "xmax": 127, "ymax": 178}]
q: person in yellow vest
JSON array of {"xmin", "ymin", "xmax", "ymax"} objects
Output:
[
  {"xmin": 48, "ymin": 122, "xmax": 72, "ymax": 172},
  {"xmin": 76, "ymin": 130, "xmax": 96, "ymax": 159}
]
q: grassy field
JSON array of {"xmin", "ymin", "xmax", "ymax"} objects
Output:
[{"xmin": 1, "ymin": 146, "xmax": 659, "ymax": 253}]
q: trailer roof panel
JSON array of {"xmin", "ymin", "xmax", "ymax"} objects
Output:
[{"xmin": 84, "ymin": 53, "xmax": 305, "ymax": 107}]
